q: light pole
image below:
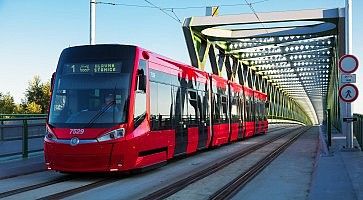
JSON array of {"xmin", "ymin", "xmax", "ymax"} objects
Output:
[{"xmin": 90, "ymin": 0, "xmax": 96, "ymax": 45}]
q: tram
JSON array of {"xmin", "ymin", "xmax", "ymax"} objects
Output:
[{"xmin": 44, "ymin": 44, "xmax": 268, "ymax": 172}]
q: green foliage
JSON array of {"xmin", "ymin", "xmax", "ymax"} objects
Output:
[
  {"xmin": 24, "ymin": 76, "xmax": 51, "ymax": 114},
  {"xmin": 25, "ymin": 102, "xmax": 42, "ymax": 114},
  {"xmin": 15, "ymin": 103, "xmax": 27, "ymax": 114},
  {"xmin": 0, "ymin": 76, "xmax": 51, "ymax": 114},
  {"xmin": 0, "ymin": 92, "xmax": 16, "ymax": 114}
]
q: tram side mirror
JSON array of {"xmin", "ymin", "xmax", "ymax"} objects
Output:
[
  {"xmin": 51, "ymin": 72, "xmax": 55, "ymax": 92},
  {"xmin": 137, "ymin": 69, "xmax": 146, "ymax": 92}
]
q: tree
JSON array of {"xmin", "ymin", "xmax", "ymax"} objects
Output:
[
  {"xmin": 26, "ymin": 102, "xmax": 42, "ymax": 114},
  {"xmin": 24, "ymin": 76, "xmax": 51, "ymax": 113},
  {"xmin": 0, "ymin": 92, "xmax": 16, "ymax": 114}
]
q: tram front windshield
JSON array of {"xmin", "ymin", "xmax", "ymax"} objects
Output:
[{"xmin": 48, "ymin": 45, "xmax": 135, "ymax": 128}]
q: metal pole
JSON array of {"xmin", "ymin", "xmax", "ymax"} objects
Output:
[
  {"xmin": 0, "ymin": 120, "xmax": 3, "ymax": 141},
  {"xmin": 90, "ymin": 0, "xmax": 96, "ymax": 45},
  {"xmin": 327, "ymin": 108, "xmax": 332, "ymax": 147},
  {"xmin": 346, "ymin": 0, "xmax": 352, "ymax": 53},
  {"xmin": 22, "ymin": 120, "xmax": 28, "ymax": 158},
  {"xmin": 345, "ymin": 0, "xmax": 353, "ymax": 148}
]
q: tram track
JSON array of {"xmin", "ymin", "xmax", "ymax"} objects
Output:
[
  {"xmin": 37, "ymin": 178, "xmax": 119, "ymax": 200},
  {"xmin": 0, "ymin": 175, "xmax": 74, "ymax": 199},
  {"xmin": 0, "ymin": 125, "xmax": 299, "ymax": 199},
  {"xmin": 139, "ymin": 126, "xmax": 307, "ymax": 200},
  {"xmin": 34, "ymin": 127, "xmax": 291, "ymax": 200},
  {"xmin": 0, "ymin": 125, "xmax": 288, "ymax": 182},
  {"xmin": 209, "ymin": 126, "xmax": 311, "ymax": 200},
  {"xmin": 0, "ymin": 124, "xmax": 286, "ymax": 182}
]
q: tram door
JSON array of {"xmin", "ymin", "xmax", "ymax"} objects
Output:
[
  {"xmin": 253, "ymin": 93, "xmax": 261, "ymax": 135},
  {"xmin": 174, "ymin": 87, "xmax": 188, "ymax": 156},
  {"xmin": 239, "ymin": 92, "xmax": 245, "ymax": 139},
  {"xmin": 252, "ymin": 93, "xmax": 257, "ymax": 135},
  {"xmin": 197, "ymin": 90, "xmax": 209, "ymax": 149}
]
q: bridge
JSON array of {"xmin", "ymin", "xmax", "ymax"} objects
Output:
[{"xmin": 1, "ymin": 2, "xmax": 363, "ymax": 200}]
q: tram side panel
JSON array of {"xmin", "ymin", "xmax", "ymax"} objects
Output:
[
  {"xmin": 210, "ymin": 75, "xmax": 230, "ymax": 146},
  {"xmin": 147, "ymin": 58, "xmax": 210, "ymax": 158}
]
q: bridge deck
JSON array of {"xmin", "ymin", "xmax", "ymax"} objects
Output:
[{"xmin": 0, "ymin": 125, "xmax": 362, "ymax": 199}]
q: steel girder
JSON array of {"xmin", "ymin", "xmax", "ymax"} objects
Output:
[{"xmin": 182, "ymin": 8, "xmax": 345, "ymax": 125}]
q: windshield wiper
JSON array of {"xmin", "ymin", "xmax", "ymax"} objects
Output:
[{"xmin": 86, "ymin": 100, "xmax": 115, "ymax": 128}]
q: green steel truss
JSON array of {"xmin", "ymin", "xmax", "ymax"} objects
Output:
[{"xmin": 182, "ymin": 8, "xmax": 346, "ymax": 125}]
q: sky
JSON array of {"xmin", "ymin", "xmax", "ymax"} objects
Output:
[{"xmin": 0, "ymin": 0, "xmax": 362, "ymax": 113}]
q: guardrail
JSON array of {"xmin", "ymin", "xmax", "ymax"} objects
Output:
[
  {"xmin": 0, "ymin": 114, "xmax": 47, "ymax": 158},
  {"xmin": 353, "ymin": 114, "xmax": 363, "ymax": 150}
]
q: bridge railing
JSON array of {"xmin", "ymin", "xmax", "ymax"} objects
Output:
[
  {"xmin": 353, "ymin": 114, "xmax": 363, "ymax": 150},
  {"xmin": 0, "ymin": 114, "xmax": 47, "ymax": 158}
]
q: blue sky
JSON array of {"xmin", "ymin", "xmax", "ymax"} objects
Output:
[{"xmin": 1, "ymin": 0, "xmax": 362, "ymax": 113}]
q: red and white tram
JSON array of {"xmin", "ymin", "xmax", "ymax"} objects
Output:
[{"xmin": 44, "ymin": 45, "xmax": 268, "ymax": 172}]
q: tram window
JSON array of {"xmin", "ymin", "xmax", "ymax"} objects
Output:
[
  {"xmin": 252, "ymin": 99, "xmax": 256, "ymax": 121},
  {"xmin": 134, "ymin": 92, "xmax": 146, "ymax": 127},
  {"xmin": 255, "ymin": 99, "xmax": 259, "ymax": 120},
  {"xmin": 174, "ymin": 86, "xmax": 188, "ymax": 124},
  {"xmin": 231, "ymin": 97, "xmax": 239, "ymax": 121},
  {"xmin": 158, "ymin": 83, "xmax": 173, "ymax": 129},
  {"xmin": 252, "ymin": 99, "xmax": 255, "ymax": 120},
  {"xmin": 261, "ymin": 101, "xmax": 265, "ymax": 120},
  {"xmin": 201, "ymin": 91, "xmax": 209, "ymax": 123},
  {"xmin": 221, "ymin": 95, "xmax": 228, "ymax": 121},
  {"xmin": 198, "ymin": 91, "xmax": 204, "ymax": 122},
  {"xmin": 188, "ymin": 90, "xmax": 198, "ymax": 126},
  {"xmin": 53, "ymin": 91, "xmax": 67, "ymax": 112},
  {"xmin": 214, "ymin": 94, "xmax": 221, "ymax": 123},
  {"xmin": 150, "ymin": 82, "xmax": 158, "ymax": 130},
  {"xmin": 134, "ymin": 60, "xmax": 147, "ymax": 127},
  {"xmin": 240, "ymin": 95, "xmax": 244, "ymax": 121},
  {"xmin": 245, "ymin": 96, "xmax": 251, "ymax": 121},
  {"xmin": 264, "ymin": 101, "xmax": 267, "ymax": 119}
]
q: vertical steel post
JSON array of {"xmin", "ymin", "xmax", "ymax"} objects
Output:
[
  {"xmin": 327, "ymin": 108, "xmax": 332, "ymax": 147},
  {"xmin": 22, "ymin": 119, "xmax": 29, "ymax": 158},
  {"xmin": 344, "ymin": 0, "xmax": 353, "ymax": 148},
  {"xmin": 90, "ymin": 0, "xmax": 96, "ymax": 45},
  {"xmin": 0, "ymin": 120, "xmax": 3, "ymax": 141}
]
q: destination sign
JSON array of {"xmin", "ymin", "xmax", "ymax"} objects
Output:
[{"xmin": 63, "ymin": 62, "xmax": 122, "ymax": 74}]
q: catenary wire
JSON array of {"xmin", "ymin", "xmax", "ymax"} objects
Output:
[
  {"xmin": 244, "ymin": 0, "xmax": 269, "ymax": 33},
  {"xmin": 95, "ymin": 0, "xmax": 270, "ymax": 11},
  {"xmin": 94, "ymin": 0, "xmax": 271, "ymax": 24}
]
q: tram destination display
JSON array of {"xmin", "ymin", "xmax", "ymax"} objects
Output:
[{"xmin": 63, "ymin": 62, "xmax": 122, "ymax": 74}]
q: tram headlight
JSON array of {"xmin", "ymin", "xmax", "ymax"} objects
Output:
[
  {"xmin": 44, "ymin": 126, "xmax": 57, "ymax": 142},
  {"xmin": 97, "ymin": 128, "xmax": 125, "ymax": 142}
]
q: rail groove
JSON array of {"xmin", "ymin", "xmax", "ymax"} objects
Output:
[
  {"xmin": 140, "ymin": 126, "xmax": 305, "ymax": 200},
  {"xmin": 209, "ymin": 126, "xmax": 311, "ymax": 200},
  {"xmin": 0, "ymin": 176, "xmax": 74, "ymax": 198},
  {"xmin": 37, "ymin": 178, "xmax": 118, "ymax": 200}
]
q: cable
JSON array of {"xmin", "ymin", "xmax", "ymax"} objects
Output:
[
  {"xmin": 95, "ymin": 1, "xmax": 155, "ymax": 9},
  {"xmin": 143, "ymin": 0, "xmax": 182, "ymax": 24},
  {"xmin": 171, "ymin": 9, "xmax": 182, "ymax": 23},
  {"xmin": 244, "ymin": 0, "xmax": 269, "ymax": 34},
  {"xmin": 95, "ymin": 0, "xmax": 270, "ymax": 11},
  {"xmin": 94, "ymin": 0, "xmax": 271, "ymax": 24}
]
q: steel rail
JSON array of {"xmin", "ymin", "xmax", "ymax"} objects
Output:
[
  {"xmin": 37, "ymin": 178, "xmax": 118, "ymax": 200},
  {"xmin": 0, "ymin": 176, "xmax": 74, "ymax": 198},
  {"xmin": 0, "ymin": 125, "xmax": 298, "ymax": 199},
  {"xmin": 0, "ymin": 124, "xmax": 292, "ymax": 181},
  {"xmin": 39, "ymin": 126, "xmax": 294, "ymax": 199},
  {"xmin": 208, "ymin": 126, "xmax": 311, "ymax": 200},
  {"xmin": 139, "ymin": 126, "xmax": 304, "ymax": 200}
]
